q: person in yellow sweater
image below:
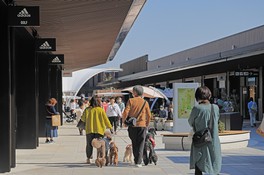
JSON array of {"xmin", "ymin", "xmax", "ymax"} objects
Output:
[{"xmin": 81, "ymin": 96, "xmax": 112, "ymax": 164}]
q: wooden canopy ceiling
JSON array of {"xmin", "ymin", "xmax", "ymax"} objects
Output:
[{"xmin": 15, "ymin": 0, "xmax": 146, "ymax": 73}]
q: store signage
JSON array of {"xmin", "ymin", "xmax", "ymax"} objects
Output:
[
  {"xmin": 48, "ymin": 54, "xmax": 64, "ymax": 65},
  {"xmin": 63, "ymin": 72, "xmax": 72, "ymax": 77},
  {"xmin": 219, "ymin": 80, "xmax": 225, "ymax": 89},
  {"xmin": 8, "ymin": 6, "xmax": 40, "ymax": 27},
  {"xmin": 229, "ymin": 71, "xmax": 258, "ymax": 77},
  {"xmin": 36, "ymin": 38, "xmax": 56, "ymax": 51}
]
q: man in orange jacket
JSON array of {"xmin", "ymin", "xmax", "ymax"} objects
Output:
[{"xmin": 122, "ymin": 85, "xmax": 151, "ymax": 167}]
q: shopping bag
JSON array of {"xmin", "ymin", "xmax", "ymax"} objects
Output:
[
  {"xmin": 256, "ymin": 117, "xmax": 264, "ymax": 137},
  {"xmin": 52, "ymin": 114, "xmax": 61, "ymax": 126}
]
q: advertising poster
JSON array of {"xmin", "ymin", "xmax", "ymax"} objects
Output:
[
  {"xmin": 178, "ymin": 88, "xmax": 195, "ymax": 119},
  {"xmin": 173, "ymin": 83, "xmax": 199, "ymax": 132}
]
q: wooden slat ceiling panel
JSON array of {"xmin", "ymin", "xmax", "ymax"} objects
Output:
[{"xmin": 15, "ymin": 0, "xmax": 133, "ymax": 72}]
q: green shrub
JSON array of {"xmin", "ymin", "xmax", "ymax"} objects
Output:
[{"xmin": 218, "ymin": 120, "xmax": 225, "ymax": 133}]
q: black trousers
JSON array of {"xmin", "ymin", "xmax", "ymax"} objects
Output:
[
  {"xmin": 195, "ymin": 164, "xmax": 203, "ymax": 175},
  {"xmin": 108, "ymin": 116, "xmax": 118, "ymax": 132},
  {"xmin": 86, "ymin": 133, "xmax": 103, "ymax": 159},
  {"xmin": 119, "ymin": 118, "xmax": 123, "ymax": 127},
  {"xmin": 128, "ymin": 126, "xmax": 147, "ymax": 164}
]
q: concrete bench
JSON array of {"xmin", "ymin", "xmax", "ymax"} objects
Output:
[
  {"xmin": 161, "ymin": 133, "xmax": 190, "ymax": 150},
  {"xmin": 162, "ymin": 130, "xmax": 251, "ymax": 151}
]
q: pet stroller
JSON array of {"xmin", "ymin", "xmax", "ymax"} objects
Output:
[{"xmin": 143, "ymin": 128, "xmax": 158, "ymax": 165}]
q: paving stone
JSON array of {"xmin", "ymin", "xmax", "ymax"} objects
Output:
[{"xmin": 4, "ymin": 119, "xmax": 264, "ymax": 175}]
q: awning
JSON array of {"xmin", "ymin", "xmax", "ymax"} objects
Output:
[
  {"xmin": 15, "ymin": 0, "xmax": 146, "ymax": 73},
  {"xmin": 63, "ymin": 68, "xmax": 122, "ymax": 96}
]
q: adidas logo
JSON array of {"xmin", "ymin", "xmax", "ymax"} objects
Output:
[
  {"xmin": 39, "ymin": 41, "xmax": 52, "ymax": 50},
  {"xmin": 17, "ymin": 8, "xmax": 31, "ymax": 17},
  {"xmin": 52, "ymin": 57, "xmax": 61, "ymax": 63}
]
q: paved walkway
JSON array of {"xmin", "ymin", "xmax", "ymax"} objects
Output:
[{"xmin": 4, "ymin": 119, "xmax": 264, "ymax": 175}]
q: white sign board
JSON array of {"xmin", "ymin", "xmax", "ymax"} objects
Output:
[
  {"xmin": 219, "ymin": 80, "xmax": 225, "ymax": 89},
  {"xmin": 173, "ymin": 83, "xmax": 199, "ymax": 133}
]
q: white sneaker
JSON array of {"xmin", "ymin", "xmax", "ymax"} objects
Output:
[{"xmin": 135, "ymin": 164, "xmax": 142, "ymax": 168}]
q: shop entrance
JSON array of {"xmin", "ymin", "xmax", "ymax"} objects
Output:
[{"xmin": 230, "ymin": 70, "xmax": 259, "ymax": 119}]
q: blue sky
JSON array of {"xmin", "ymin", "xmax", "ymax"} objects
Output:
[{"xmin": 98, "ymin": 0, "xmax": 264, "ymax": 68}]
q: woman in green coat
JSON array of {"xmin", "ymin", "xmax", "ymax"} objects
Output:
[{"xmin": 188, "ymin": 86, "xmax": 222, "ymax": 175}]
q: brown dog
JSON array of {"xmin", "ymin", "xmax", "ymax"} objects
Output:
[
  {"xmin": 109, "ymin": 142, "xmax": 118, "ymax": 166},
  {"xmin": 123, "ymin": 144, "xmax": 132, "ymax": 163},
  {"xmin": 92, "ymin": 138, "xmax": 106, "ymax": 168}
]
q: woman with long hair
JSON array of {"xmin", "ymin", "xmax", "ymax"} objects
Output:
[
  {"xmin": 188, "ymin": 86, "xmax": 222, "ymax": 175},
  {"xmin": 81, "ymin": 96, "xmax": 112, "ymax": 164}
]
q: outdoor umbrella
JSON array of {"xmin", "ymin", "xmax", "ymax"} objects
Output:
[{"xmin": 122, "ymin": 86, "xmax": 167, "ymax": 99}]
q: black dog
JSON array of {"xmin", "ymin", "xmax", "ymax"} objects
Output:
[
  {"xmin": 143, "ymin": 127, "xmax": 158, "ymax": 165},
  {"xmin": 148, "ymin": 127, "xmax": 157, "ymax": 140}
]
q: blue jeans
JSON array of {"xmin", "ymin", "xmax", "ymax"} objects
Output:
[
  {"xmin": 249, "ymin": 112, "xmax": 256, "ymax": 126},
  {"xmin": 45, "ymin": 119, "xmax": 58, "ymax": 138}
]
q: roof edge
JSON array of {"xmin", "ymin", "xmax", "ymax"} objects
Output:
[{"xmin": 106, "ymin": 0, "xmax": 147, "ymax": 62}]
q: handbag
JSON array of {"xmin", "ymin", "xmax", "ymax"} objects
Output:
[
  {"xmin": 51, "ymin": 114, "xmax": 61, "ymax": 126},
  {"xmin": 124, "ymin": 100, "xmax": 146, "ymax": 127},
  {"xmin": 76, "ymin": 119, "xmax": 85, "ymax": 130},
  {"xmin": 192, "ymin": 104, "xmax": 214, "ymax": 148}
]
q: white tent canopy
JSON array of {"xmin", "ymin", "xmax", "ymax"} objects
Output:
[{"xmin": 62, "ymin": 68, "xmax": 122, "ymax": 96}]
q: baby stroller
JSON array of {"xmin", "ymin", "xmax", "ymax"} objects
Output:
[
  {"xmin": 62, "ymin": 110, "xmax": 75, "ymax": 123},
  {"xmin": 143, "ymin": 127, "xmax": 158, "ymax": 165}
]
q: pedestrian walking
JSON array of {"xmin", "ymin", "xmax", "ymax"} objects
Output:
[
  {"xmin": 188, "ymin": 86, "xmax": 222, "ymax": 175},
  {"xmin": 116, "ymin": 96, "xmax": 125, "ymax": 128},
  {"xmin": 81, "ymin": 96, "xmax": 112, "ymax": 164},
  {"xmin": 248, "ymin": 97, "xmax": 257, "ymax": 127},
  {"xmin": 75, "ymin": 101, "xmax": 86, "ymax": 135},
  {"xmin": 70, "ymin": 99, "xmax": 77, "ymax": 119},
  {"xmin": 102, "ymin": 97, "xmax": 109, "ymax": 112},
  {"xmin": 122, "ymin": 85, "xmax": 152, "ymax": 167},
  {"xmin": 106, "ymin": 97, "xmax": 122, "ymax": 134}
]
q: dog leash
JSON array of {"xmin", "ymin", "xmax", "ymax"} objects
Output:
[{"xmin": 111, "ymin": 127, "xmax": 131, "ymax": 145}]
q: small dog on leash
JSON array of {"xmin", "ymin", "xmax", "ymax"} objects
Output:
[
  {"xmin": 123, "ymin": 144, "xmax": 133, "ymax": 163},
  {"xmin": 92, "ymin": 138, "xmax": 106, "ymax": 168},
  {"xmin": 109, "ymin": 142, "xmax": 118, "ymax": 166},
  {"xmin": 143, "ymin": 127, "xmax": 158, "ymax": 165}
]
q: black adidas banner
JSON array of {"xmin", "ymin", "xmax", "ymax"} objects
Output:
[
  {"xmin": 36, "ymin": 38, "xmax": 56, "ymax": 51},
  {"xmin": 48, "ymin": 54, "xmax": 64, "ymax": 65},
  {"xmin": 8, "ymin": 6, "xmax": 40, "ymax": 27}
]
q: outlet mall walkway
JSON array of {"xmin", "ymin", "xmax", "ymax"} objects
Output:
[{"xmin": 4, "ymin": 120, "xmax": 264, "ymax": 175}]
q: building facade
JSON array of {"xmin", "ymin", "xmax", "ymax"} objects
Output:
[{"xmin": 117, "ymin": 25, "xmax": 264, "ymax": 120}]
